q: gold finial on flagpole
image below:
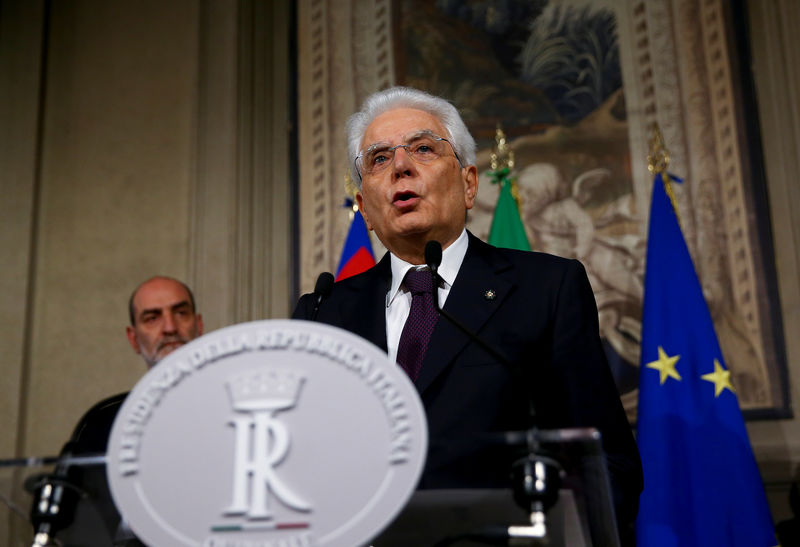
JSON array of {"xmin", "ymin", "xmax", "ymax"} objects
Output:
[
  {"xmin": 490, "ymin": 124, "xmax": 521, "ymax": 208},
  {"xmin": 648, "ymin": 123, "xmax": 680, "ymax": 220},
  {"xmin": 344, "ymin": 170, "xmax": 359, "ymax": 221},
  {"xmin": 647, "ymin": 123, "xmax": 669, "ymax": 175},
  {"xmin": 490, "ymin": 124, "xmax": 515, "ymax": 171}
]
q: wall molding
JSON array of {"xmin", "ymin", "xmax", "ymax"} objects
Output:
[{"xmin": 190, "ymin": 0, "xmax": 293, "ymax": 329}]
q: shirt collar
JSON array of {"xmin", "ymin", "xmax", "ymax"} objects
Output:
[{"xmin": 386, "ymin": 229, "xmax": 469, "ymax": 307}]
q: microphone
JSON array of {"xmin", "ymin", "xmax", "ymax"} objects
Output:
[
  {"xmin": 424, "ymin": 240, "xmax": 442, "ymax": 279},
  {"xmin": 310, "ymin": 272, "xmax": 334, "ymax": 321}
]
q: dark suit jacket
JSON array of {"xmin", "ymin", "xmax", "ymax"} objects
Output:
[{"xmin": 293, "ymin": 233, "xmax": 642, "ymax": 535}]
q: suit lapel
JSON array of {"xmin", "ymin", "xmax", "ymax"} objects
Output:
[
  {"xmin": 335, "ymin": 253, "xmax": 391, "ymax": 352},
  {"xmin": 415, "ymin": 235, "xmax": 516, "ymax": 394}
]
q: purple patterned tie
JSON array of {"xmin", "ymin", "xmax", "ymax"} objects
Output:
[{"xmin": 396, "ymin": 269, "xmax": 439, "ymax": 381}]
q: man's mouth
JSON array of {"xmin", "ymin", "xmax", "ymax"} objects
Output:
[
  {"xmin": 159, "ymin": 339, "xmax": 187, "ymax": 352},
  {"xmin": 393, "ymin": 190, "xmax": 420, "ymax": 208}
]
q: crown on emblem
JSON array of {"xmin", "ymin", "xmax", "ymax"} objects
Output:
[{"xmin": 226, "ymin": 369, "xmax": 304, "ymax": 412}]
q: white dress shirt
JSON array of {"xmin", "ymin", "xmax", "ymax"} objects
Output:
[{"xmin": 385, "ymin": 229, "xmax": 469, "ymax": 364}]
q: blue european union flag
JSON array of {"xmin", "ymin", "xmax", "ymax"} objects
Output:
[{"xmin": 635, "ymin": 174, "xmax": 777, "ymax": 546}]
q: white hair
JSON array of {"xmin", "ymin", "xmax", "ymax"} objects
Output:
[{"xmin": 345, "ymin": 87, "xmax": 477, "ymax": 188}]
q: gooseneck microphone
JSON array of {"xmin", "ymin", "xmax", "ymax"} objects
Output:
[
  {"xmin": 425, "ymin": 240, "xmax": 561, "ymax": 545},
  {"xmin": 424, "ymin": 240, "xmax": 519, "ymax": 381},
  {"xmin": 310, "ymin": 272, "xmax": 335, "ymax": 321}
]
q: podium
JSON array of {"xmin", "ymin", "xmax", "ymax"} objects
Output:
[
  {"xmin": 3, "ymin": 321, "xmax": 623, "ymax": 546},
  {"xmin": 373, "ymin": 428, "xmax": 620, "ymax": 547},
  {"xmin": 373, "ymin": 488, "xmax": 580, "ymax": 547},
  {"xmin": 3, "ymin": 427, "xmax": 619, "ymax": 547}
]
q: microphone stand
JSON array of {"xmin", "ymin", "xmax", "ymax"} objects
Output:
[
  {"xmin": 425, "ymin": 241, "xmax": 562, "ymax": 545},
  {"xmin": 28, "ymin": 451, "xmax": 82, "ymax": 547}
]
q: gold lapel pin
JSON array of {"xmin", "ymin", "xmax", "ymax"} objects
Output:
[{"xmin": 484, "ymin": 289, "xmax": 497, "ymax": 301}]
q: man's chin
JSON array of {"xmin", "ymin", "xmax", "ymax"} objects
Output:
[
  {"xmin": 157, "ymin": 343, "xmax": 185, "ymax": 360},
  {"xmin": 386, "ymin": 219, "xmax": 435, "ymax": 240}
]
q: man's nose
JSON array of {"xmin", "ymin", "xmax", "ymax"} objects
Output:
[
  {"xmin": 162, "ymin": 313, "xmax": 178, "ymax": 333},
  {"xmin": 392, "ymin": 145, "xmax": 416, "ymax": 176}
]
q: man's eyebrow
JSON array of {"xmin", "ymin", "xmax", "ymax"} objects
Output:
[
  {"xmin": 170, "ymin": 301, "xmax": 192, "ymax": 312},
  {"xmin": 364, "ymin": 140, "xmax": 391, "ymax": 153},
  {"xmin": 406, "ymin": 129, "xmax": 437, "ymax": 140},
  {"xmin": 138, "ymin": 300, "xmax": 191, "ymax": 318},
  {"xmin": 138, "ymin": 307, "xmax": 163, "ymax": 318}
]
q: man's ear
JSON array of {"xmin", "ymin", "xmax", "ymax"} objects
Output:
[
  {"xmin": 356, "ymin": 192, "xmax": 373, "ymax": 230},
  {"xmin": 463, "ymin": 165, "xmax": 479, "ymax": 209},
  {"xmin": 196, "ymin": 314, "xmax": 204, "ymax": 337},
  {"xmin": 126, "ymin": 326, "xmax": 141, "ymax": 354}
]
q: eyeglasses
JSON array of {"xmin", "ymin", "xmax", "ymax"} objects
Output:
[{"xmin": 354, "ymin": 131, "xmax": 463, "ymax": 180}]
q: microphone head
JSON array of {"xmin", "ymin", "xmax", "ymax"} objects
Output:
[
  {"xmin": 425, "ymin": 240, "xmax": 443, "ymax": 271},
  {"xmin": 314, "ymin": 272, "xmax": 335, "ymax": 298}
]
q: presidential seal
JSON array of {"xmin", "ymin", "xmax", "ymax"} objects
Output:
[{"xmin": 106, "ymin": 320, "xmax": 428, "ymax": 547}]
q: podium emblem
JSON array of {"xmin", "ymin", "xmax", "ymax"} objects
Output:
[
  {"xmin": 107, "ymin": 320, "xmax": 427, "ymax": 547},
  {"xmin": 223, "ymin": 370, "xmax": 311, "ymax": 520}
]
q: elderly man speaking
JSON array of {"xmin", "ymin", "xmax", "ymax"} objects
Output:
[{"xmin": 293, "ymin": 86, "xmax": 642, "ymax": 542}]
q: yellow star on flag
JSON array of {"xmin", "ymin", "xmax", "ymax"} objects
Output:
[
  {"xmin": 701, "ymin": 359, "xmax": 735, "ymax": 397},
  {"xmin": 646, "ymin": 346, "xmax": 681, "ymax": 385}
]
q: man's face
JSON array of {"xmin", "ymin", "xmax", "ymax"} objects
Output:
[
  {"xmin": 355, "ymin": 108, "xmax": 478, "ymax": 259},
  {"xmin": 125, "ymin": 278, "xmax": 203, "ymax": 368}
]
